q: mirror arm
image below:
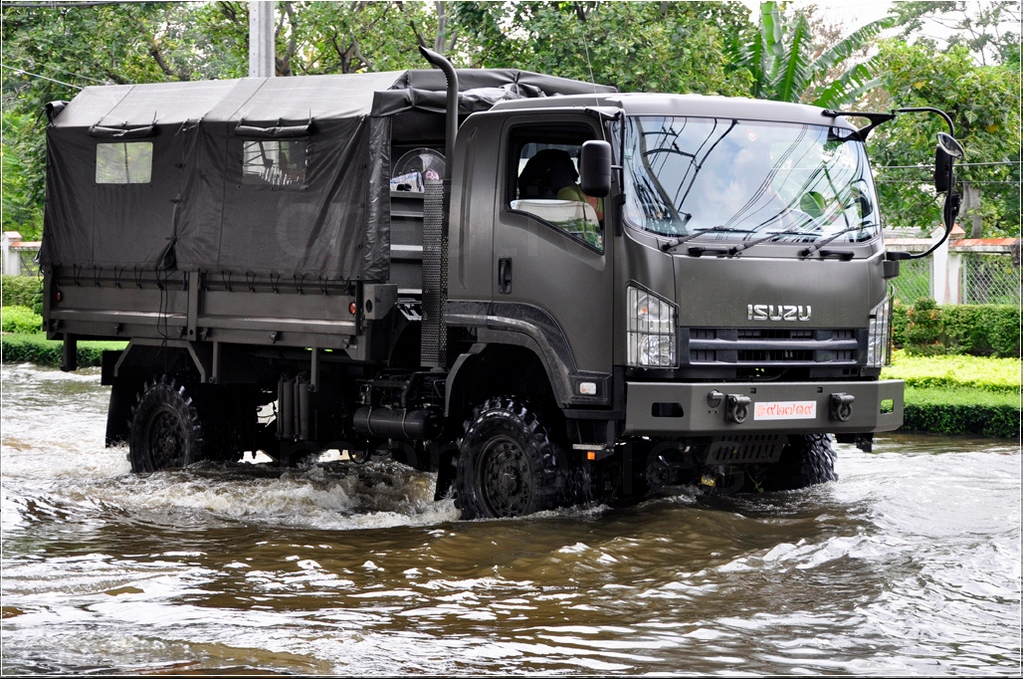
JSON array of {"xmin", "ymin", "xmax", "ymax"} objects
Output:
[
  {"xmin": 890, "ymin": 190, "xmax": 963, "ymax": 261},
  {"xmin": 894, "ymin": 106, "xmax": 956, "ymax": 137}
]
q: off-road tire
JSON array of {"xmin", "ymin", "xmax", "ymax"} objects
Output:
[
  {"xmin": 128, "ymin": 376, "xmax": 205, "ymax": 472},
  {"xmin": 761, "ymin": 433, "xmax": 838, "ymax": 491},
  {"xmin": 455, "ymin": 397, "xmax": 571, "ymax": 519}
]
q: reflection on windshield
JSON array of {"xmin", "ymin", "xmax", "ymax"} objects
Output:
[{"xmin": 622, "ymin": 116, "xmax": 880, "ymax": 245}]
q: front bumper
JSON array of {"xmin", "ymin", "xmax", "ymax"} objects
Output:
[{"xmin": 624, "ymin": 379, "xmax": 903, "ymax": 435}]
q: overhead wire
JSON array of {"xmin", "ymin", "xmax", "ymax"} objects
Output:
[{"xmin": 1, "ymin": 63, "xmax": 83, "ymax": 90}]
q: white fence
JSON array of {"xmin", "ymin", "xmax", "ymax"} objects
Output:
[
  {"xmin": 1, "ymin": 231, "xmax": 41, "ymax": 277},
  {"xmin": 886, "ymin": 227, "xmax": 1020, "ymax": 306}
]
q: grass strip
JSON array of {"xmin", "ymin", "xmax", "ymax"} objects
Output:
[{"xmin": 882, "ymin": 350, "xmax": 1021, "ymax": 395}]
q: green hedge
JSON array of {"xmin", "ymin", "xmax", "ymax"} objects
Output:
[
  {"xmin": 1, "ymin": 275, "xmax": 44, "ymax": 314},
  {"xmin": 892, "ymin": 298, "xmax": 1020, "ymax": 358},
  {"xmin": 0, "ymin": 333, "xmax": 125, "ymax": 368},
  {"xmin": 901, "ymin": 387, "xmax": 1020, "ymax": 439},
  {"xmin": 1, "ymin": 305, "xmax": 43, "ymax": 334}
]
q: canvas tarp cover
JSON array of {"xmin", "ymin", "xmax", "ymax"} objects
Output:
[{"xmin": 40, "ymin": 70, "xmax": 616, "ymax": 281}]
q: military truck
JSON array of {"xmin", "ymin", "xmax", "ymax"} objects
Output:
[{"xmin": 40, "ymin": 49, "xmax": 963, "ymax": 519}]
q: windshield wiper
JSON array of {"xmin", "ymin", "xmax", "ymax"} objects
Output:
[
  {"xmin": 799, "ymin": 224, "xmax": 873, "ymax": 258},
  {"xmin": 729, "ymin": 229, "xmax": 820, "ymax": 255},
  {"xmin": 660, "ymin": 226, "xmax": 754, "ymax": 252}
]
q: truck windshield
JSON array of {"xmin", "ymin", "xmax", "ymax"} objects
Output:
[{"xmin": 622, "ymin": 116, "xmax": 880, "ymax": 245}]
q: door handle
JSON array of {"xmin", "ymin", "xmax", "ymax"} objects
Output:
[{"xmin": 498, "ymin": 257, "xmax": 512, "ymax": 294}]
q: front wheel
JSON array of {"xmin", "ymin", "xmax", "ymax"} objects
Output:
[
  {"xmin": 759, "ymin": 433, "xmax": 838, "ymax": 491},
  {"xmin": 455, "ymin": 397, "xmax": 571, "ymax": 519}
]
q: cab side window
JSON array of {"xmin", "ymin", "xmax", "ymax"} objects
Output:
[{"xmin": 509, "ymin": 126, "xmax": 603, "ymax": 250}]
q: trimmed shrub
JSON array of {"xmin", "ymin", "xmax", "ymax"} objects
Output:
[
  {"xmin": 1, "ymin": 333, "xmax": 125, "ymax": 368},
  {"xmin": 903, "ymin": 297, "xmax": 943, "ymax": 354},
  {"xmin": 1, "ymin": 305, "xmax": 42, "ymax": 334},
  {"xmin": 891, "ymin": 299, "xmax": 908, "ymax": 348},
  {"xmin": 901, "ymin": 387, "xmax": 1020, "ymax": 439},
  {"xmin": 1, "ymin": 274, "xmax": 44, "ymax": 313},
  {"xmin": 893, "ymin": 298, "xmax": 1021, "ymax": 358}
]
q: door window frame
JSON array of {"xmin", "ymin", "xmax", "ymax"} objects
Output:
[{"xmin": 504, "ymin": 120, "xmax": 605, "ymax": 254}]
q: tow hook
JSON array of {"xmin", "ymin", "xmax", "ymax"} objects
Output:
[
  {"xmin": 725, "ymin": 394, "xmax": 751, "ymax": 424},
  {"xmin": 830, "ymin": 393, "xmax": 855, "ymax": 422}
]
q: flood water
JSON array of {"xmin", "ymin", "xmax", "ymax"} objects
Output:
[{"xmin": 1, "ymin": 363, "xmax": 1020, "ymax": 675}]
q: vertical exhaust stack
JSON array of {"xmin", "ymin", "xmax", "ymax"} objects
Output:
[{"xmin": 418, "ymin": 47, "xmax": 457, "ymax": 369}]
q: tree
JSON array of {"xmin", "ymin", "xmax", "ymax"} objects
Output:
[
  {"xmin": 1, "ymin": 2, "xmax": 252, "ymax": 238},
  {"xmin": 725, "ymin": 0, "xmax": 895, "ymax": 107},
  {"xmin": 450, "ymin": 1, "xmax": 754, "ymax": 96},
  {"xmin": 2, "ymin": 110, "xmax": 44, "ymax": 238},
  {"xmin": 890, "ymin": 0, "xmax": 1021, "ymax": 67},
  {"xmin": 267, "ymin": 1, "xmax": 446, "ymax": 76},
  {"xmin": 868, "ymin": 41, "xmax": 1020, "ymax": 237}
]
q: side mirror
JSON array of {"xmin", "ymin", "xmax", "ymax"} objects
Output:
[
  {"xmin": 934, "ymin": 132, "xmax": 964, "ymax": 193},
  {"xmin": 579, "ymin": 140, "xmax": 612, "ymax": 198}
]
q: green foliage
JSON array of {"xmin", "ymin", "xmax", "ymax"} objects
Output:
[
  {"xmin": 450, "ymin": 1, "xmax": 753, "ymax": 96},
  {"xmin": 1, "ymin": 110, "xmax": 44, "ymax": 240},
  {"xmin": 277, "ymin": 1, "xmax": 440, "ymax": 75},
  {"xmin": 883, "ymin": 350, "xmax": 1021, "ymax": 394},
  {"xmin": 0, "ymin": 332, "xmax": 124, "ymax": 368},
  {"xmin": 885, "ymin": 350, "xmax": 1021, "ymax": 438},
  {"xmin": 868, "ymin": 41, "xmax": 1020, "ymax": 237},
  {"xmin": 1, "ymin": 305, "xmax": 42, "ymax": 334},
  {"xmin": 892, "ymin": 299, "xmax": 1021, "ymax": 358},
  {"xmin": 890, "ymin": 1, "xmax": 1021, "ymax": 67},
  {"xmin": 724, "ymin": 1, "xmax": 894, "ymax": 106},
  {"xmin": 903, "ymin": 297, "xmax": 942, "ymax": 351},
  {"xmin": 901, "ymin": 387, "xmax": 1019, "ymax": 438},
  {"xmin": 1, "ymin": 274, "xmax": 44, "ymax": 313},
  {"xmin": 2, "ymin": 2, "xmax": 233, "ymax": 219},
  {"xmin": 891, "ymin": 299, "xmax": 909, "ymax": 347}
]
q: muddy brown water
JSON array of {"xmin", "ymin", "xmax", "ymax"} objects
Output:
[{"xmin": 1, "ymin": 363, "xmax": 1020, "ymax": 675}]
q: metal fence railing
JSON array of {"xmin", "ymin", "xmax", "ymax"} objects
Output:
[
  {"xmin": 960, "ymin": 252, "xmax": 1021, "ymax": 305},
  {"xmin": 886, "ymin": 234, "xmax": 1020, "ymax": 307},
  {"xmin": 890, "ymin": 257, "xmax": 932, "ymax": 305}
]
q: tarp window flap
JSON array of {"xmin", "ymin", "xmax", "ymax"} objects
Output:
[
  {"xmin": 234, "ymin": 118, "xmax": 313, "ymax": 138},
  {"xmin": 89, "ymin": 123, "xmax": 156, "ymax": 139}
]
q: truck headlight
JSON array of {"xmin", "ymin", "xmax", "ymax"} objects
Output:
[
  {"xmin": 627, "ymin": 286, "xmax": 677, "ymax": 368},
  {"xmin": 866, "ymin": 291, "xmax": 893, "ymax": 368}
]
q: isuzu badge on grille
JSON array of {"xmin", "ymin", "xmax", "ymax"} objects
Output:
[{"xmin": 747, "ymin": 304, "xmax": 812, "ymax": 321}]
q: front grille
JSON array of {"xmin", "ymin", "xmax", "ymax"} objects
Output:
[{"xmin": 685, "ymin": 327, "xmax": 861, "ymax": 365}]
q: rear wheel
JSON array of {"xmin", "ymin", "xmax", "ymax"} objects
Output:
[
  {"xmin": 128, "ymin": 376, "xmax": 204, "ymax": 472},
  {"xmin": 455, "ymin": 397, "xmax": 571, "ymax": 519},
  {"xmin": 128, "ymin": 376, "xmax": 250, "ymax": 472}
]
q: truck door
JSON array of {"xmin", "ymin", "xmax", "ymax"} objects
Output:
[{"xmin": 492, "ymin": 119, "xmax": 614, "ymax": 383}]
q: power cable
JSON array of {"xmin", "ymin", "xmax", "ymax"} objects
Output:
[
  {"xmin": 1, "ymin": 63, "xmax": 82, "ymax": 89},
  {"xmin": 878, "ymin": 161, "xmax": 1020, "ymax": 169}
]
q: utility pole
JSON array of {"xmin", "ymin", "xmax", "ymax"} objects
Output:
[{"xmin": 249, "ymin": 1, "xmax": 275, "ymax": 78}]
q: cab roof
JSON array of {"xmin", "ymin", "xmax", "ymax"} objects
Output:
[{"xmin": 490, "ymin": 92, "xmax": 858, "ymax": 130}]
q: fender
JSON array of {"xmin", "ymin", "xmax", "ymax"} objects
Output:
[{"xmin": 445, "ymin": 300, "xmax": 611, "ymax": 411}]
